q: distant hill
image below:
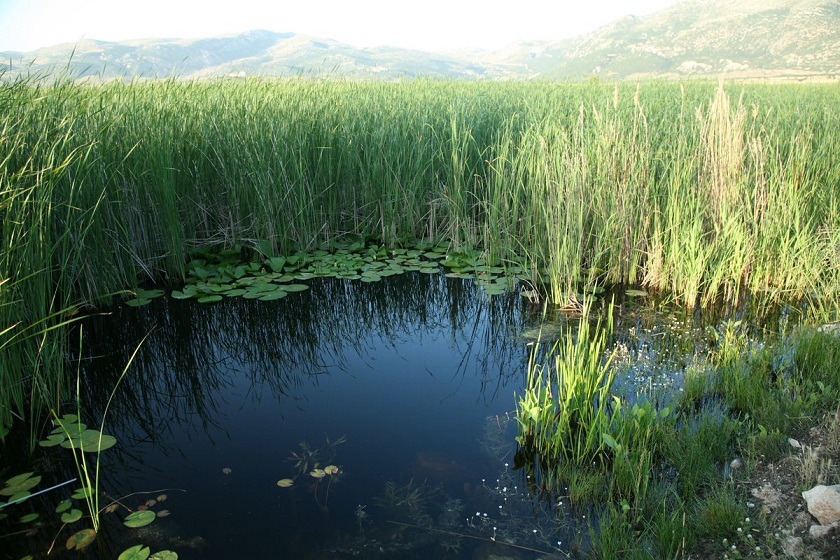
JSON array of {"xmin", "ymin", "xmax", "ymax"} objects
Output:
[{"xmin": 2, "ymin": 0, "xmax": 838, "ymax": 81}]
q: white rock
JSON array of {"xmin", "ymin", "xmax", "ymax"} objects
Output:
[
  {"xmin": 809, "ymin": 523, "xmax": 834, "ymax": 538},
  {"xmin": 788, "ymin": 437, "xmax": 801, "ymax": 449},
  {"xmin": 802, "ymin": 484, "xmax": 840, "ymax": 525}
]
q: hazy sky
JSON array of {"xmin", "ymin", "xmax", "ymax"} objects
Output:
[{"xmin": 0, "ymin": 0, "xmax": 682, "ymax": 52}]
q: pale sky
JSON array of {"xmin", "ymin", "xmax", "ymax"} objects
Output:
[{"xmin": 0, "ymin": 0, "xmax": 682, "ymax": 53}]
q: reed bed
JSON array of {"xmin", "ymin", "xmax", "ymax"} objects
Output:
[{"xmin": 1, "ymin": 75, "xmax": 839, "ymax": 438}]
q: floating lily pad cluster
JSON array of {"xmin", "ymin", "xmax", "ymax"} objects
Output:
[
  {"xmin": 125, "ymin": 238, "xmax": 531, "ymax": 306},
  {"xmin": 38, "ymin": 413, "xmax": 117, "ymax": 453}
]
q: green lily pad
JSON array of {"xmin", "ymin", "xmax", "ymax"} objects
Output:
[
  {"xmin": 118, "ymin": 544, "xmax": 150, "ymax": 560},
  {"xmin": 483, "ymin": 284, "xmax": 509, "ymax": 296},
  {"xmin": 55, "ymin": 499, "xmax": 73, "ymax": 513},
  {"xmin": 276, "ymin": 478, "xmax": 294, "ymax": 488},
  {"xmin": 282, "ymin": 283, "xmax": 308, "ymax": 292},
  {"xmin": 149, "ymin": 551, "xmax": 178, "ymax": 560},
  {"xmin": 61, "ymin": 430, "xmax": 117, "ymax": 452},
  {"xmin": 258, "ymin": 291, "xmax": 288, "ymax": 301},
  {"xmin": 625, "ymin": 289, "xmax": 648, "ymax": 297},
  {"xmin": 124, "ymin": 509, "xmax": 157, "ymax": 528},
  {"xmin": 19, "ymin": 512, "xmax": 39, "ymax": 523},
  {"xmin": 39, "ymin": 433, "xmax": 66, "ymax": 447},
  {"xmin": 7, "ymin": 490, "xmax": 32, "ymax": 504},
  {"xmin": 61, "ymin": 508, "xmax": 83, "ymax": 523},
  {"xmin": 125, "ymin": 298, "xmax": 151, "ymax": 307},
  {"xmin": 66, "ymin": 528, "xmax": 96, "ymax": 550},
  {"xmin": 72, "ymin": 486, "xmax": 93, "ymax": 500},
  {"xmin": 221, "ymin": 288, "xmax": 247, "ymax": 297},
  {"xmin": 196, "ymin": 295, "xmax": 223, "ymax": 303},
  {"xmin": 1, "ymin": 473, "xmax": 41, "ymax": 496}
]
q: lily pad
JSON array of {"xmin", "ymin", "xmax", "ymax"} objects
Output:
[
  {"xmin": 118, "ymin": 544, "xmax": 150, "ymax": 560},
  {"xmin": 123, "ymin": 509, "xmax": 157, "ymax": 528},
  {"xmin": 55, "ymin": 499, "xmax": 73, "ymax": 513},
  {"xmin": 309, "ymin": 469, "xmax": 326, "ymax": 479},
  {"xmin": 276, "ymin": 478, "xmax": 294, "ymax": 488},
  {"xmin": 60, "ymin": 430, "xmax": 117, "ymax": 452},
  {"xmin": 258, "ymin": 291, "xmax": 288, "ymax": 301},
  {"xmin": 39, "ymin": 433, "xmax": 66, "ymax": 447},
  {"xmin": 324, "ymin": 465, "xmax": 340, "ymax": 475},
  {"xmin": 1, "ymin": 473, "xmax": 41, "ymax": 496},
  {"xmin": 72, "ymin": 486, "xmax": 93, "ymax": 500},
  {"xmin": 625, "ymin": 289, "xmax": 648, "ymax": 297},
  {"xmin": 66, "ymin": 528, "xmax": 96, "ymax": 550},
  {"xmin": 19, "ymin": 512, "xmax": 39, "ymax": 523},
  {"xmin": 222, "ymin": 467, "xmax": 232, "ymax": 474},
  {"xmin": 196, "ymin": 295, "xmax": 223, "ymax": 303},
  {"xmin": 149, "ymin": 551, "xmax": 178, "ymax": 560},
  {"xmin": 61, "ymin": 508, "xmax": 83, "ymax": 523}
]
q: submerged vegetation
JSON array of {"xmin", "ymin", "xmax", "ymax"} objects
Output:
[{"xmin": 1, "ymin": 72, "xmax": 840, "ymax": 557}]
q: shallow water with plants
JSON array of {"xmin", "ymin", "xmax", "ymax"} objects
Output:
[
  {"xmin": 1, "ymin": 268, "xmax": 815, "ymax": 560},
  {"xmin": 2, "ymin": 76, "xmax": 839, "ymax": 559}
]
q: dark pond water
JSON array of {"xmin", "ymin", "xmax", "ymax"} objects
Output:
[{"xmin": 1, "ymin": 272, "xmax": 786, "ymax": 559}]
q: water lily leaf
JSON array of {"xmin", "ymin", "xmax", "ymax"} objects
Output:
[
  {"xmin": 135, "ymin": 288, "xmax": 165, "ymax": 299},
  {"xmin": 309, "ymin": 469, "xmax": 326, "ymax": 479},
  {"xmin": 72, "ymin": 486, "xmax": 93, "ymax": 500},
  {"xmin": 39, "ymin": 433, "xmax": 66, "ymax": 447},
  {"xmin": 156, "ymin": 494, "xmax": 168, "ymax": 502},
  {"xmin": 149, "ymin": 551, "xmax": 178, "ymax": 560},
  {"xmin": 258, "ymin": 291, "xmax": 288, "ymax": 301},
  {"xmin": 53, "ymin": 415, "xmax": 86, "ymax": 434},
  {"xmin": 625, "ymin": 289, "xmax": 648, "ymax": 297},
  {"xmin": 221, "ymin": 288, "xmax": 247, "ymax": 297},
  {"xmin": 123, "ymin": 509, "xmax": 156, "ymax": 528},
  {"xmin": 276, "ymin": 478, "xmax": 294, "ymax": 488},
  {"xmin": 61, "ymin": 430, "xmax": 117, "ymax": 452},
  {"xmin": 125, "ymin": 298, "xmax": 151, "ymax": 307},
  {"xmin": 170, "ymin": 290, "xmax": 192, "ymax": 300},
  {"xmin": 222, "ymin": 467, "xmax": 232, "ymax": 474},
  {"xmin": 324, "ymin": 465, "xmax": 339, "ymax": 475},
  {"xmin": 66, "ymin": 528, "xmax": 96, "ymax": 550},
  {"xmin": 19, "ymin": 512, "xmax": 39, "ymax": 523},
  {"xmin": 1, "ymin": 473, "xmax": 41, "ymax": 496},
  {"xmin": 418, "ymin": 267, "xmax": 439, "ymax": 274},
  {"xmin": 118, "ymin": 544, "xmax": 150, "ymax": 560},
  {"xmin": 61, "ymin": 508, "xmax": 83, "ymax": 523},
  {"xmin": 156, "ymin": 509, "xmax": 171, "ymax": 517},
  {"xmin": 196, "ymin": 295, "xmax": 223, "ymax": 303},
  {"xmin": 7, "ymin": 490, "xmax": 32, "ymax": 504},
  {"xmin": 483, "ymin": 284, "xmax": 508, "ymax": 296},
  {"xmin": 55, "ymin": 499, "xmax": 72, "ymax": 513}
]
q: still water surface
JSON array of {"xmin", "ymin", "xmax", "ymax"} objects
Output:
[{"xmin": 4, "ymin": 272, "xmax": 769, "ymax": 559}]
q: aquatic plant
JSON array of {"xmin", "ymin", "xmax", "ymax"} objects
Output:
[{"xmin": 515, "ymin": 297, "xmax": 617, "ymax": 467}]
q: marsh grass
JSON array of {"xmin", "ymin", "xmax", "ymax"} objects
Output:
[
  {"xmin": 515, "ymin": 297, "xmax": 616, "ymax": 467},
  {"xmin": 2, "ymin": 73, "xmax": 840, "ymax": 556}
]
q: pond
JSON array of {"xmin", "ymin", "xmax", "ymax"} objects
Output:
[{"xmin": 1, "ymin": 272, "xmax": 780, "ymax": 559}]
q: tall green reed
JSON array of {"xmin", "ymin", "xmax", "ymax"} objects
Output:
[{"xmin": 3, "ymin": 75, "xmax": 840, "ymax": 443}]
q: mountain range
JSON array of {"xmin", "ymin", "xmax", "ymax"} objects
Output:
[{"xmin": 2, "ymin": 0, "xmax": 839, "ymax": 81}]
